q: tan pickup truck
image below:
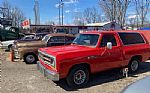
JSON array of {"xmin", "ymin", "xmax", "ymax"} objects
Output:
[{"xmin": 12, "ymin": 33, "xmax": 75, "ymax": 64}]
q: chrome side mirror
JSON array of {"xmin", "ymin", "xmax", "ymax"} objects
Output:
[{"xmin": 107, "ymin": 42, "xmax": 112, "ymax": 49}]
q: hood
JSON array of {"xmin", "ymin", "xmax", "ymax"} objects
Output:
[
  {"xmin": 16, "ymin": 40, "xmax": 46, "ymax": 48},
  {"xmin": 1, "ymin": 40, "xmax": 15, "ymax": 46},
  {"xmin": 1, "ymin": 40, "xmax": 15, "ymax": 44},
  {"xmin": 39, "ymin": 45, "xmax": 98, "ymax": 61}
]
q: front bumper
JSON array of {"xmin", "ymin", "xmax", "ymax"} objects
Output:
[
  {"xmin": 0, "ymin": 45, "xmax": 8, "ymax": 49},
  {"xmin": 13, "ymin": 49, "xmax": 20, "ymax": 59},
  {"xmin": 37, "ymin": 61, "xmax": 59, "ymax": 81}
]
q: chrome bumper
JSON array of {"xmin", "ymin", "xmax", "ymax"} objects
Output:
[
  {"xmin": 0, "ymin": 45, "xmax": 7, "ymax": 49},
  {"xmin": 14, "ymin": 50, "xmax": 20, "ymax": 59},
  {"xmin": 12, "ymin": 48, "xmax": 20, "ymax": 59},
  {"xmin": 37, "ymin": 61, "xmax": 59, "ymax": 81}
]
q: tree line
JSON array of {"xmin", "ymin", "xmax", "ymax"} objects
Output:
[
  {"xmin": 0, "ymin": 0, "xmax": 26, "ymax": 27},
  {"xmin": 74, "ymin": 0, "xmax": 150, "ymax": 28},
  {"xmin": 1, "ymin": 0, "xmax": 149, "ymax": 29}
]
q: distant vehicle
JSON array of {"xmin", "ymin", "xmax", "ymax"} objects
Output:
[
  {"xmin": 20, "ymin": 35, "xmax": 36, "ymax": 40},
  {"xmin": 21, "ymin": 33, "xmax": 49, "ymax": 40},
  {"xmin": 0, "ymin": 35, "xmax": 39, "ymax": 51},
  {"xmin": 0, "ymin": 40, "xmax": 14, "ymax": 51},
  {"xmin": 37, "ymin": 31, "xmax": 150, "ymax": 88},
  {"xmin": 12, "ymin": 33, "xmax": 75, "ymax": 64},
  {"xmin": 0, "ymin": 27, "xmax": 24, "ymax": 41},
  {"xmin": 123, "ymin": 76, "xmax": 150, "ymax": 93}
]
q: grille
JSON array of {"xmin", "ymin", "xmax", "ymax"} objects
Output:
[{"xmin": 38, "ymin": 50, "xmax": 56, "ymax": 68}]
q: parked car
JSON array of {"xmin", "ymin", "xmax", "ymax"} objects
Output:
[
  {"xmin": 0, "ymin": 27, "xmax": 23, "ymax": 41},
  {"xmin": 12, "ymin": 33, "xmax": 75, "ymax": 64},
  {"xmin": 0, "ymin": 34, "xmax": 39, "ymax": 51},
  {"xmin": 37, "ymin": 31, "xmax": 150, "ymax": 88},
  {"xmin": 20, "ymin": 35, "xmax": 37, "ymax": 40},
  {"xmin": 0, "ymin": 40, "xmax": 14, "ymax": 51},
  {"xmin": 20, "ymin": 33, "xmax": 48, "ymax": 41}
]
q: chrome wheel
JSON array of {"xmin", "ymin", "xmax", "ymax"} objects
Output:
[
  {"xmin": 73, "ymin": 70, "xmax": 86, "ymax": 85},
  {"xmin": 131, "ymin": 60, "xmax": 139, "ymax": 72},
  {"xmin": 26, "ymin": 55, "xmax": 35, "ymax": 63}
]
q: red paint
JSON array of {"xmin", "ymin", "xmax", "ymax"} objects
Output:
[{"xmin": 38, "ymin": 31, "xmax": 150, "ymax": 79}]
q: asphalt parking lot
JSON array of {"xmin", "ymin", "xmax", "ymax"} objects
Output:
[{"xmin": 1, "ymin": 49, "xmax": 150, "ymax": 93}]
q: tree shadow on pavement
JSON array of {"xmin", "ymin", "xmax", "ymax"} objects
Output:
[{"xmin": 55, "ymin": 61, "xmax": 150, "ymax": 91}]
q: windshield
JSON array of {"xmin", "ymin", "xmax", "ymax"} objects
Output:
[
  {"xmin": 36, "ymin": 34, "xmax": 47, "ymax": 40},
  {"xmin": 42, "ymin": 35, "xmax": 50, "ymax": 43},
  {"xmin": 73, "ymin": 34, "xmax": 99, "ymax": 47}
]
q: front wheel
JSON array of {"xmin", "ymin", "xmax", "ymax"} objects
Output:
[
  {"xmin": 8, "ymin": 44, "xmax": 12, "ymax": 51},
  {"xmin": 66, "ymin": 65, "xmax": 89, "ymax": 88},
  {"xmin": 24, "ymin": 53, "xmax": 37, "ymax": 64},
  {"xmin": 128, "ymin": 59, "xmax": 140, "ymax": 73}
]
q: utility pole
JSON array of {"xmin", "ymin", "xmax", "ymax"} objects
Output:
[
  {"xmin": 59, "ymin": 0, "xmax": 61, "ymax": 25},
  {"xmin": 141, "ymin": 0, "xmax": 144, "ymax": 27},
  {"xmin": 34, "ymin": 0, "xmax": 40, "ymax": 25},
  {"xmin": 61, "ymin": 0, "xmax": 64, "ymax": 25},
  {"xmin": 112, "ymin": 0, "xmax": 116, "ymax": 22},
  {"xmin": 58, "ymin": 0, "xmax": 64, "ymax": 25}
]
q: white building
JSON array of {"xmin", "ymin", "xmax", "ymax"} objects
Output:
[{"xmin": 86, "ymin": 21, "xmax": 122, "ymax": 31}]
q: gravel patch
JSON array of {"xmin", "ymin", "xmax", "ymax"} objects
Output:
[{"xmin": 1, "ymin": 49, "xmax": 150, "ymax": 93}]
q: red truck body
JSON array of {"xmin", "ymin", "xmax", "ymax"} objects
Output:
[{"xmin": 37, "ymin": 31, "xmax": 150, "ymax": 87}]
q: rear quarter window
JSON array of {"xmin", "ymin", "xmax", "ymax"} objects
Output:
[{"xmin": 118, "ymin": 32, "xmax": 145, "ymax": 45}]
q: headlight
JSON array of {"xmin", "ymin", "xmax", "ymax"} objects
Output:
[{"xmin": 0, "ymin": 41, "xmax": 2, "ymax": 45}]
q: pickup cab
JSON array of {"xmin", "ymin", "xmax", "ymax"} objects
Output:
[{"xmin": 37, "ymin": 31, "xmax": 150, "ymax": 88}]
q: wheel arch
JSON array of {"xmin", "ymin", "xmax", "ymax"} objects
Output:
[
  {"xmin": 130, "ymin": 55, "xmax": 142, "ymax": 62},
  {"xmin": 8, "ymin": 44, "xmax": 12, "ymax": 48},
  {"xmin": 67, "ymin": 63, "xmax": 91, "ymax": 77}
]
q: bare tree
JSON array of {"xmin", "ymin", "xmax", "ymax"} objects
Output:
[
  {"xmin": 2, "ymin": 0, "xmax": 26, "ymax": 27},
  {"xmin": 73, "ymin": 13, "xmax": 84, "ymax": 26},
  {"xmin": 99, "ymin": 0, "xmax": 131, "ymax": 27},
  {"xmin": 1, "ymin": 0, "xmax": 11, "ymax": 18},
  {"xmin": 83, "ymin": 7, "xmax": 101, "ymax": 24},
  {"xmin": 11, "ymin": 7, "xmax": 26, "ymax": 27},
  {"xmin": 135, "ymin": 0, "xmax": 150, "ymax": 27}
]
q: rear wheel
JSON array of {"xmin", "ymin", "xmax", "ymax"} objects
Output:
[
  {"xmin": 128, "ymin": 58, "xmax": 140, "ymax": 73},
  {"xmin": 24, "ymin": 53, "xmax": 37, "ymax": 64},
  {"xmin": 66, "ymin": 65, "xmax": 89, "ymax": 88}
]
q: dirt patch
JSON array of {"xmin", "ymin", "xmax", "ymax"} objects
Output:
[{"xmin": 1, "ymin": 49, "xmax": 150, "ymax": 93}]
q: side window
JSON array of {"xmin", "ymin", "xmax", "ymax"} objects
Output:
[
  {"xmin": 101, "ymin": 34, "xmax": 117, "ymax": 47},
  {"xmin": 65, "ymin": 36, "xmax": 75, "ymax": 43},
  {"xmin": 25, "ymin": 36, "xmax": 32, "ymax": 40},
  {"xmin": 118, "ymin": 33, "xmax": 145, "ymax": 45}
]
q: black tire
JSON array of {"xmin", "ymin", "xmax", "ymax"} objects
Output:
[
  {"xmin": 24, "ymin": 53, "xmax": 37, "ymax": 64},
  {"xmin": 8, "ymin": 44, "xmax": 12, "ymax": 51},
  {"xmin": 0, "ymin": 36, "xmax": 2, "ymax": 41},
  {"xmin": 66, "ymin": 65, "xmax": 89, "ymax": 88},
  {"xmin": 128, "ymin": 58, "xmax": 140, "ymax": 73}
]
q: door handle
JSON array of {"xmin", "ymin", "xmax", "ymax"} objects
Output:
[{"xmin": 88, "ymin": 56, "xmax": 97, "ymax": 59}]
